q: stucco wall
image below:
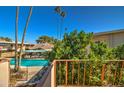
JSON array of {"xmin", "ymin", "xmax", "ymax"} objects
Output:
[
  {"xmin": 0, "ymin": 59, "xmax": 9, "ymax": 87},
  {"xmin": 93, "ymin": 32, "xmax": 124, "ymax": 48},
  {"xmin": 112, "ymin": 32, "xmax": 124, "ymax": 47},
  {"xmin": 93, "ymin": 35, "xmax": 110, "ymax": 46}
]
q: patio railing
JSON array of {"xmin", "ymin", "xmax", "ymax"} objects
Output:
[{"xmin": 51, "ymin": 60, "xmax": 124, "ymax": 87}]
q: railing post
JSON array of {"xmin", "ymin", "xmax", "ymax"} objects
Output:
[
  {"xmin": 72, "ymin": 61, "xmax": 74, "ymax": 84},
  {"xmin": 120, "ymin": 62, "xmax": 124, "ymax": 81},
  {"xmin": 107, "ymin": 62, "xmax": 111, "ymax": 83},
  {"xmin": 65, "ymin": 61, "xmax": 68, "ymax": 86},
  {"xmin": 101, "ymin": 64, "xmax": 106, "ymax": 81},
  {"xmin": 59, "ymin": 61, "xmax": 61, "ymax": 85},
  {"xmin": 83, "ymin": 62, "xmax": 86, "ymax": 86},
  {"xmin": 89, "ymin": 64, "xmax": 92, "ymax": 85},
  {"xmin": 113, "ymin": 62, "xmax": 118, "ymax": 85},
  {"xmin": 51, "ymin": 60, "xmax": 56, "ymax": 87},
  {"xmin": 78, "ymin": 61, "xmax": 80, "ymax": 85}
]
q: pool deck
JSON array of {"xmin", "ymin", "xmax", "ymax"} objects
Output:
[
  {"xmin": 10, "ymin": 65, "xmax": 43, "ymax": 86},
  {"xmin": 26, "ymin": 66, "xmax": 43, "ymax": 80},
  {"xmin": 10, "ymin": 65, "xmax": 43, "ymax": 79}
]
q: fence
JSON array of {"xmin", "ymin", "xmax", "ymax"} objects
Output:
[{"xmin": 51, "ymin": 60, "xmax": 124, "ymax": 87}]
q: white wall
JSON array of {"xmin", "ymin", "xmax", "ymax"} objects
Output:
[{"xmin": 0, "ymin": 59, "xmax": 9, "ymax": 87}]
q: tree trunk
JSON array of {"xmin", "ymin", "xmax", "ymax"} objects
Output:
[
  {"xmin": 14, "ymin": 6, "xmax": 19, "ymax": 71},
  {"xmin": 60, "ymin": 17, "xmax": 64, "ymax": 40},
  {"xmin": 18, "ymin": 7, "xmax": 33, "ymax": 68}
]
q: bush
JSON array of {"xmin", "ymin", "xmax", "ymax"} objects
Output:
[{"xmin": 49, "ymin": 30, "xmax": 124, "ymax": 86}]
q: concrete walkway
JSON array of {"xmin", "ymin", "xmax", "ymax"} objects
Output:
[{"xmin": 36, "ymin": 65, "xmax": 52, "ymax": 87}]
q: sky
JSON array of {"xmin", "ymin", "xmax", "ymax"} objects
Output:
[{"xmin": 1, "ymin": 6, "xmax": 124, "ymax": 43}]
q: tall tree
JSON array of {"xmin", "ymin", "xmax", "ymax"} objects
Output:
[
  {"xmin": 54, "ymin": 6, "xmax": 61, "ymax": 14},
  {"xmin": 14, "ymin": 6, "xmax": 19, "ymax": 71},
  {"xmin": 54, "ymin": 6, "xmax": 61, "ymax": 39},
  {"xmin": 54, "ymin": 6, "xmax": 66, "ymax": 40},
  {"xmin": 60, "ymin": 11, "xmax": 66, "ymax": 39},
  {"xmin": 18, "ymin": 7, "xmax": 33, "ymax": 70}
]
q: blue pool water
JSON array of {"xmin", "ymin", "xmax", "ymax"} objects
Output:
[{"xmin": 10, "ymin": 59, "xmax": 49, "ymax": 67}]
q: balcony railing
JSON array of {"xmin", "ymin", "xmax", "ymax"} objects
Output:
[{"xmin": 51, "ymin": 60, "xmax": 124, "ymax": 87}]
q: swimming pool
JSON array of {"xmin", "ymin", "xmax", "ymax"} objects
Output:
[{"xmin": 10, "ymin": 59, "xmax": 49, "ymax": 67}]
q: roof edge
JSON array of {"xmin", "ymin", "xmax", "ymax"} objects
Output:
[{"xmin": 94, "ymin": 29, "xmax": 124, "ymax": 36}]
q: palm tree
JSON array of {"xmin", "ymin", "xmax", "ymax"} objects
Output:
[
  {"xmin": 54, "ymin": 6, "xmax": 61, "ymax": 39},
  {"xmin": 54, "ymin": 7, "xmax": 66, "ymax": 40},
  {"xmin": 54, "ymin": 6, "xmax": 61, "ymax": 14},
  {"xmin": 60, "ymin": 11, "xmax": 66, "ymax": 39},
  {"xmin": 18, "ymin": 6, "xmax": 33, "ymax": 70},
  {"xmin": 60, "ymin": 11, "xmax": 66, "ymax": 18},
  {"xmin": 14, "ymin": 6, "xmax": 19, "ymax": 71}
]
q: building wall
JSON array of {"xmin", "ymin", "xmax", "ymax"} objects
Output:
[
  {"xmin": 93, "ymin": 35, "xmax": 110, "ymax": 46},
  {"xmin": 0, "ymin": 43, "xmax": 34, "ymax": 51},
  {"xmin": 1, "ymin": 51, "xmax": 15, "ymax": 58},
  {"xmin": 93, "ymin": 32, "xmax": 124, "ymax": 48},
  {"xmin": 0, "ymin": 59, "xmax": 9, "ymax": 87},
  {"xmin": 112, "ymin": 32, "xmax": 124, "ymax": 47}
]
